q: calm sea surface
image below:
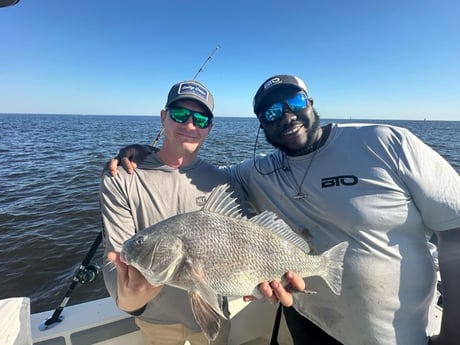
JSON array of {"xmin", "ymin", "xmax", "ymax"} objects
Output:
[{"xmin": 1, "ymin": 114, "xmax": 459, "ymax": 314}]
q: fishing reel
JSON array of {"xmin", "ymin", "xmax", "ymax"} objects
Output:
[{"xmin": 76, "ymin": 264, "xmax": 100, "ymax": 284}]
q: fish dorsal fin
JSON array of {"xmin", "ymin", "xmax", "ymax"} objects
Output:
[
  {"xmin": 203, "ymin": 185, "xmax": 309, "ymax": 253},
  {"xmin": 249, "ymin": 211, "xmax": 310, "ymax": 253},
  {"xmin": 202, "ymin": 184, "xmax": 245, "ymax": 219}
]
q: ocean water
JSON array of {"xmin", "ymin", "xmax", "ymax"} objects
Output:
[{"xmin": 0, "ymin": 114, "xmax": 459, "ymax": 314}]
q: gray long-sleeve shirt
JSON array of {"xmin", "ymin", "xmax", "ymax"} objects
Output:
[{"xmin": 100, "ymin": 152, "xmax": 235, "ymax": 330}]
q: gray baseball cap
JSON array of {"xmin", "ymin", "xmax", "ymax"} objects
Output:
[
  {"xmin": 253, "ymin": 75, "xmax": 308, "ymax": 115},
  {"xmin": 165, "ymin": 80, "xmax": 214, "ymax": 117}
]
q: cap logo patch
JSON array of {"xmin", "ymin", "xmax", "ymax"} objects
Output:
[
  {"xmin": 178, "ymin": 82, "xmax": 208, "ymax": 101},
  {"xmin": 263, "ymin": 77, "xmax": 282, "ymax": 90}
]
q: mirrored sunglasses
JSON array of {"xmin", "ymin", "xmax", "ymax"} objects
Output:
[
  {"xmin": 168, "ymin": 107, "xmax": 212, "ymax": 129},
  {"xmin": 261, "ymin": 93, "xmax": 308, "ymax": 123}
]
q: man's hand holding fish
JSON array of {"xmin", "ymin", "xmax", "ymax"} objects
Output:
[
  {"xmin": 107, "ymin": 251, "xmax": 162, "ymax": 313},
  {"xmin": 264, "ymin": 271, "xmax": 306, "ymax": 306},
  {"xmin": 244, "ymin": 271, "xmax": 306, "ymax": 307}
]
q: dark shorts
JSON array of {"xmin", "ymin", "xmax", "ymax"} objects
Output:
[{"xmin": 283, "ymin": 307, "xmax": 343, "ymax": 345}]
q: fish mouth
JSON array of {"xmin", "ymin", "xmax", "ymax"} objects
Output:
[{"xmin": 119, "ymin": 251, "xmax": 129, "ymax": 265}]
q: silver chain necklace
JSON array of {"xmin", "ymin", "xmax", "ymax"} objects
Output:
[{"xmin": 286, "ymin": 133, "xmax": 324, "ymax": 200}]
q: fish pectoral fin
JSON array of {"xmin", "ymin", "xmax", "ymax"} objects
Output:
[
  {"xmin": 184, "ymin": 259, "xmax": 226, "ymax": 340},
  {"xmin": 190, "ymin": 291, "xmax": 222, "ymax": 341},
  {"xmin": 184, "ymin": 259, "xmax": 226, "ymax": 318}
]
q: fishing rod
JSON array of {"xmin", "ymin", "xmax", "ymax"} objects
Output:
[
  {"xmin": 39, "ymin": 231, "xmax": 102, "ymax": 330},
  {"xmin": 151, "ymin": 44, "xmax": 221, "ymax": 147},
  {"xmin": 192, "ymin": 45, "xmax": 221, "ymax": 81}
]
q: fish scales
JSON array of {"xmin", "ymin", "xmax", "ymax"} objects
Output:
[
  {"xmin": 120, "ymin": 184, "xmax": 348, "ymax": 341},
  {"xmin": 166, "ymin": 210, "xmax": 327, "ymax": 297}
]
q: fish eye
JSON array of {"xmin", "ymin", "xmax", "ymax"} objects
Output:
[{"xmin": 135, "ymin": 237, "xmax": 144, "ymax": 246}]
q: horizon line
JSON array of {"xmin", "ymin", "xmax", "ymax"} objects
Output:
[{"xmin": 0, "ymin": 112, "xmax": 457, "ymax": 122}]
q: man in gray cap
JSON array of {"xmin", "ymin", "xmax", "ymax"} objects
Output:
[{"xmin": 101, "ymin": 80, "xmax": 236, "ymax": 345}]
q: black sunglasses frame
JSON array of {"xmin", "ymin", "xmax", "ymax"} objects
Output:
[{"xmin": 168, "ymin": 107, "xmax": 213, "ymax": 129}]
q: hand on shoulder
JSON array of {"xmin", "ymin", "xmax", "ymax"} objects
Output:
[{"xmin": 101, "ymin": 144, "xmax": 155, "ymax": 177}]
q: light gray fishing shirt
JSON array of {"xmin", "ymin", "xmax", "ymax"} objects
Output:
[
  {"xmin": 226, "ymin": 123, "xmax": 460, "ymax": 345},
  {"xmin": 100, "ymin": 152, "xmax": 236, "ymax": 330}
]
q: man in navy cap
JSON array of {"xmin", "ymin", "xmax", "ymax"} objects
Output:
[{"xmin": 238, "ymin": 74, "xmax": 460, "ymax": 345}]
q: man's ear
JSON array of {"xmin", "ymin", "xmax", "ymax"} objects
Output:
[
  {"xmin": 255, "ymin": 115, "xmax": 263, "ymax": 129},
  {"xmin": 308, "ymin": 97, "xmax": 314, "ymax": 106},
  {"xmin": 160, "ymin": 109, "xmax": 167, "ymax": 126}
]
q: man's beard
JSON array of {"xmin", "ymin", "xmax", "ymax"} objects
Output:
[{"xmin": 263, "ymin": 108, "xmax": 321, "ymax": 156}]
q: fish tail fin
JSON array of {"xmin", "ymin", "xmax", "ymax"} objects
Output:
[{"xmin": 320, "ymin": 241, "xmax": 348, "ymax": 295}]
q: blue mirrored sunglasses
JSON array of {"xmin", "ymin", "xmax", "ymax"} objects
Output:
[
  {"xmin": 261, "ymin": 93, "xmax": 308, "ymax": 123},
  {"xmin": 168, "ymin": 107, "xmax": 212, "ymax": 129}
]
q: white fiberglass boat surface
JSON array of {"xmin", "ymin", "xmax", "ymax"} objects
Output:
[
  {"xmin": 2, "ymin": 289, "xmax": 442, "ymax": 345},
  {"xmin": 0, "ymin": 297, "xmax": 292, "ymax": 345},
  {"xmin": 22, "ymin": 297, "xmax": 293, "ymax": 345}
]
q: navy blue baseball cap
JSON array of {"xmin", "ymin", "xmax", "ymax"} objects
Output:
[{"xmin": 253, "ymin": 75, "xmax": 308, "ymax": 115}]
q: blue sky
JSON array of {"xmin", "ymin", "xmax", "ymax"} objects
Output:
[{"xmin": 1, "ymin": 0, "xmax": 459, "ymax": 120}]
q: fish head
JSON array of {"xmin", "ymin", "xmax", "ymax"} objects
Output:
[{"xmin": 120, "ymin": 232, "xmax": 185, "ymax": 285}]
